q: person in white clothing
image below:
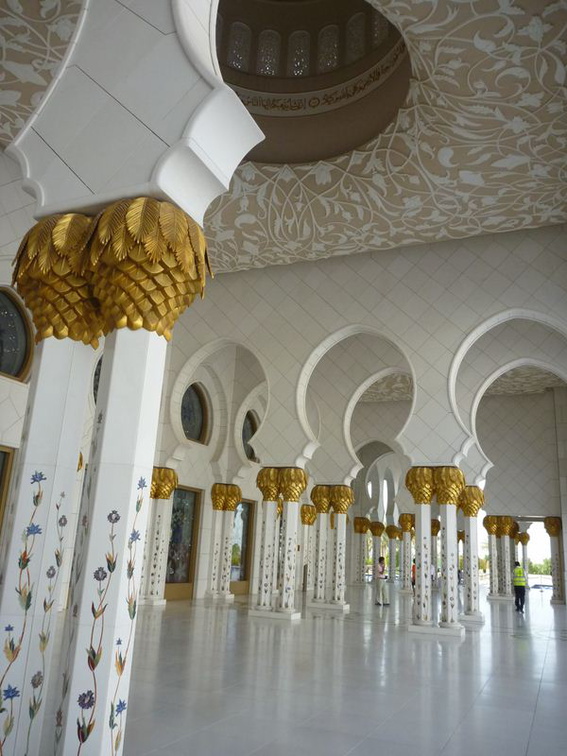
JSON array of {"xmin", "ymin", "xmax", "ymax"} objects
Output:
[{"xmin": 375, "ymin": 556, "xmax": 390, "ymax": 606}]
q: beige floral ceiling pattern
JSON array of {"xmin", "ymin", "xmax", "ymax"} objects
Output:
[
  {"xmin": 205, "ymin": 0, "xmax": 567, "ymax": 272},
  {"xmin": 0, "ymin": 0, "xmax": 80, "ymax": 147},
  {"xmin": 360, "ymin": 366, "xmax": 566, "ymax": 403}
]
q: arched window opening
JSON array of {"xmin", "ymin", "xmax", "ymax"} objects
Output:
[
  {"xmin": 181, "ymin": 383, "xmax": 210, "ymax": 443},
  {"xmin": 242, "ymin": 410, "xmax": 260, "ymax": 462},
  {"xmin": 0, "ymin": 289, "xmax": 31, "ymax": 380}
]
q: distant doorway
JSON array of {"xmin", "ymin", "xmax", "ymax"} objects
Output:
[
  {"xmin": 230, "ymin": 499, "xmax": 255, "ymax": 595},
  {"xmin": 165, "ymin": 487, "xmax": 201, "ymax": 600}
]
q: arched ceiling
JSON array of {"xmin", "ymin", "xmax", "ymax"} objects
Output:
[
  {"xmin": 0, "ymin": 0, "xmax": 80, "ymax": 147},
  {"xmin": 360, "ymin": 366, "xmax": 566, "ymax": 404}
]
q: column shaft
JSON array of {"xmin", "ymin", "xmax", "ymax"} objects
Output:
[
  {"xmin": 219, "ymin": 510, "xmax": 235, "ymax": 599},
  {"xmin": 55, "ymin": 328, "xmax": 167, "ymax": 755},
  {"xmin": 0, "ymin": 340, "xmax": 92, "ymax": 756},
  {"xmin": 207, "ymin": 509, "xmax": 224, "ymax": 597},
  {"xmin": 521, "ymin": 542, "xmax": 529, "ymax": 582},
  {"xmin": 439, "ymin": 504, "xmax": 460, "ymax": 628},
  {"xmin": 401, "ymin": 532, "xmax": 412, "ymax": 592},
  {"xmin": 500, "ymin": 537, "xmax": 513, "ymax": 597},
  {"xmin": 463, "ymin": 516, "xmax": 483, "ymax": 619},
  {"xmin": 488, "ymin": 534, "xmax": 499, "ymax": 597},
  {"xmin": 414, "ymin": 506, "xmax": 432, "ymax": 624},
  {"xmin": 139, "ymin": 497, "xmax": 174, "ymax": 604},
  {"xmin": 255, "ymin": 500, "xmax": 278, "ymax": 610},
  {"xmin": 550, "ymin": 536, "xmax": 565, "ymax": 604},
  {"xmin": 277, "ymin": 500, "xmax": 300, "ymax": 615},
  {"xmin": 312, "ymin": 514, "xmax": 328, "ymax": 602},
  {"xmin": 330, "ymin": 513, "xmax": 348, "ymax": 606},
  {"xmin": 388, "ymin": 538, "xmax": 396, "ymax": 583}
]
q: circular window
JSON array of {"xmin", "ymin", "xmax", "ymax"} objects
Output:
[
  {"xmin": 0, "ymin": 289, "xmax": 31, "ymax": 380},
  {"xmin": 181, "ymin": 384, "xmax": 209, "ymax": 443},
  {"xmin": 242, "ymin": 410, "xmax": 259, "ymax": 462}
]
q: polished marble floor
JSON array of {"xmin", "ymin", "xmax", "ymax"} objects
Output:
[{"xmin": 123, "ymin": 586, "xmax": 567, "ymax": 756}]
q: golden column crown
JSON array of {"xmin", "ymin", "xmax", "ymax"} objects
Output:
[
  {"xmin": 13, "ymin": 213, "xmax": 103, "ymax": 347},
  {"xmin": 301, "ymin": 504, "xmax": 317, "ymax": 526},
  {"xmin": 370, "ymin": 522, "xmax": 385, "ymax": 537},
  {"xmin": 518, "ymin": 532, "xmax": 530, "ymax": 546},
  {"xmin": 277, "ymin": 498, "xmax": 284, "ymax": 518},
  {"xmin": 256, "ymin": 467, "xmax": 280, "ymax": 501},
  {"xmin": 310, "ymin": 485, "xmax": 331, "ymax": 514},
  {"xmin": 150, "ymin": 467, "xmax": 178, "ymax": 499},
  {"xmin": 353, "ymin": 517, "xmax": 370, "ymax": 534},
  {"xmin": 385, "ymin": 525, "xmax": 398, "ymax": 540},
  {"xmin": 510, "ymin": 520, "xmax": 520, "ymax": 539},
  {"xmin": 483, "ymin": 515, "xmax": 498, "ymax": 535},
  {"xmin": 457, "ymin": 530, "xmax": 465, "ymax": 543},
  {"xmin": 499, "ymin": 516, "xmax": 515, "ymax": 537},
  {"xmin": 330, "ymin": 485, "xmax": 354, "ymax": 514},
  {"xmin": 224, "ymin": 484, "xmax": 242, "ymax": 511},
  {"xmin": 395, "ymin": 528, "xmax": 403, "ymax": 540},
  {"xmin": 88, "ymin": 197, "xmax": 211, "ymax": 340},
  {"xmin": 399, "ymin": 513, "xmax": 414, "ymax": 532},
  {"xmin": 211, "ymin": 483, "xmax": 227, "ymax": 510},
  {"xmin": 433, "ymin": 466, "xmax": 465, "ymax": 505},
  {"xmin": 544, "ymin": 517, "xmax": 562, "ymax": 537},
  {"xmin": 431, "ymin": 519, "xmax": 441, "ymax": 536},
  {"xmin": 405, "ymin": 466, "xmax": 434, "ymax": 504},
  {"xmin": 279, "ymin": 467, "xmax": 308, "ymax": 502},
  {"xmin": 459, "ymin": 486, "xmax": 485, "ymax": 517}
]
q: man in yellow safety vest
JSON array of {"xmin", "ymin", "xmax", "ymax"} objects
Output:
[{"xmin": 513, "ymin": 561, "xmax": 527, "ymax": 613}]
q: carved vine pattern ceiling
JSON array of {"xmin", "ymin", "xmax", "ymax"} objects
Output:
[
  {"xmin": 205, "ymin": 0, "xmax": 567, "ymax": 272},
  {"xmin": 360, "ymin": 366, "xmax": 566, "ymax": 403},
  {"xmin": 0, "ymin": 0, "xmax": 81, "ymax": 147}
]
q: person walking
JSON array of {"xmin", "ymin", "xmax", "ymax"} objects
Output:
[
  {"xmin": 375, "ymin": 556, "xmax": 390, "ymax": 606},
  {"xmin": 513, "ymin": 560, "xmax": 527, "ymax": 612}
]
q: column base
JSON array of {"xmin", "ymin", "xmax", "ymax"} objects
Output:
[
  {"xmin": 407, "ymin": 622, "xmax": 465, "ymax": 638},
  {"xmin": 308, "ymin": 601, "xmax": 350, "ymax": 613},
  {"xmin": 459, "ymin": 611, "xmax": 485, "ymax": 624},
  {"xmin": 217, "ymin": 593, "xmax": 235, "ymax": 603},
  {"xmin": 248, "ymin": 607, "xmax": 301, "ymax": 621},
  {"xmin": 399, "ymin": 588, "xmax": 413, "ymax": 595},
  {"xmin": 487, "ymin": 594, "xmax": 514, "ymax": 601},
  {"xmin": 551, "ymin": 598, "xmax": 566, "ymax": 605},
  {"xmin": 138, "ymin": 597, "xmax": 166, "ymax": 607}
]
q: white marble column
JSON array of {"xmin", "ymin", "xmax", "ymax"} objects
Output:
[
  {"xmin": 329, "ymin": 486, "xmax": 353, "ymax": 612},
  {"xmin": 219, "ymin": 486, "xmax": 241, "ymax": 602},
  {"xmin": 545, "ymin": 518, "xmax": 565, "ymax": 605},
  {"xmin": 250, "ymin": 468, "xmax": 279, "ymax": 615},
  {"xmin": 435, "ymin": 467, "xmax": 465, "ymax": 637},
  {"xmin": 276, "ymin": 468, "xmax": 307, "ymax": 620},
  {"xmin": 272, "ymin": 502, "xmax": 282, "ymax": 596},
  {"xmin": 459, "ymin": 486, "xmax": 484, "ymax": 623},
  {"xmin": 139, "ymin": 468, "xmax": 178, "ymax": 605},
  {"xmin": 431, "ymin": 519, "xmax": 440, "ymax": 590},
  {"xmin": 499, "ymin": 517, "xmax": 514, "ymax": 599},
  {"xmin": 406, "ymin": 468, "xmax": 434, "ymax": 633},
  {"xmin": 399, "ymin": 514, "xmax": 413, "ymax": 594},
  {"xmin": 301, "ymin": 505, "xmax": 317, "ymax": 593},
  {"xmin": 0, "ymin": 339, "xmax": 93, "ymax": 756},
  {"xmin": 370, "ymin": 522, "xmax": 384, "ymax": 582},
  {"xmin": 55, "ymin": 327, "xmax": 168, "ymax": 755},
  {"xmin": 519, "ymin": 532, "xmax": 530, "ymax": 586},
  {"xmin": 206, "ymin": 485, "xmax": 226, "ymax": 598},
  {"xmin": 386, "ymin": 526, "xmax": 398, "ymax": 583},
  {"xmin": 352, "ymin": 519, "xmax": 368, "ymax": 584},
  {"xmin": 484, "ymin": 516, "xmax": 500, "ymax": 599},
  {"xmin": 309, "ymin": 486, "xmax": 330, "ymax": 605}
]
